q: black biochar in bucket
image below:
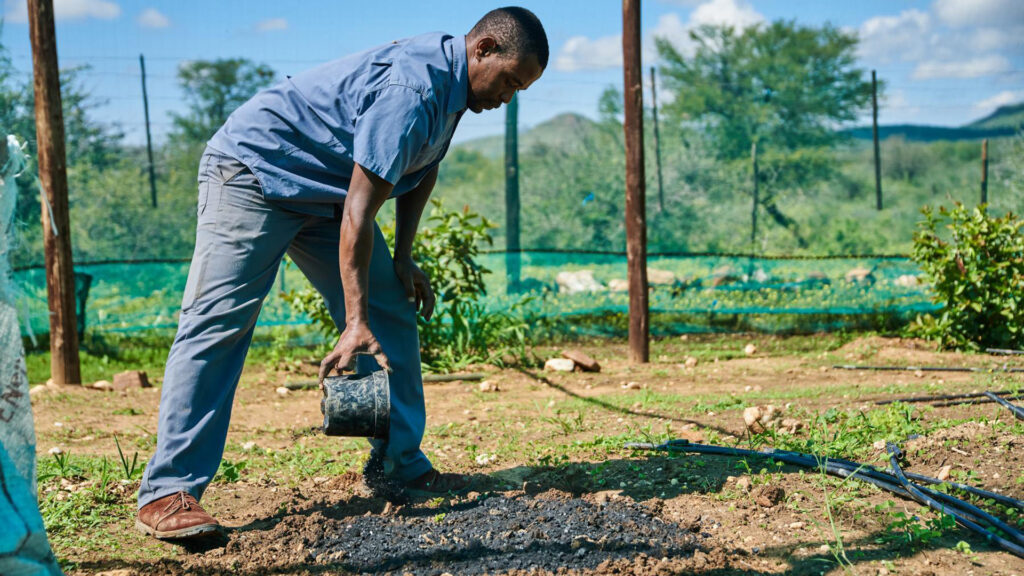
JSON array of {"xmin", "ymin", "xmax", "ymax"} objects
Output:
[{"xmin": 320, "ymin": 371, "xmax": 390, "ymax": 439}]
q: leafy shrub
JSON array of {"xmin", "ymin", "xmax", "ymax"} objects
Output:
[
  {"xmin": 910, "ymin": 203, "xmax": 1024, "ymax": 350},
  {"xmin": 283, "ymin": 200, "xmax": 530, "ymax": 372}
]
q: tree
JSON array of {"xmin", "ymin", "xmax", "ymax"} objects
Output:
[
  {"xmin": 170, "ymin": 59, "xmax": 275, "ymax": 144},
  {"xmin": 656, "ymin": 22, "xmax": 873, "ymax": 248}
]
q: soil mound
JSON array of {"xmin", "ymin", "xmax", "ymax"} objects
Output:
[{"xmin": 197, "ymin": 492, "xmax": 699, "ymax": 575}]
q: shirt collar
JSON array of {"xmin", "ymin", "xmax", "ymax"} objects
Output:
[{"xmin": 446, "ymin": 34, "xmax": 469, "ymax": 115}]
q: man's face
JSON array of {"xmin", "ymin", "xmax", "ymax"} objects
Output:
[{"xmin": 466, "ymin": 37, "xmax": 543, "ymax": 113}]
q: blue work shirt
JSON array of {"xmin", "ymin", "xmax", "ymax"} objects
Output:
[{"xmin": 208, "ymin": 32, "xmax": 468, "ymax": 217}]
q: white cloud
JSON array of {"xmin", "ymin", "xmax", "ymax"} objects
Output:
[
  {"xmin": 912, "ymin": 55, "xmax": 1011, "ymax": 79},
  {"xmin": 137, "ymin": 8, "xmax": 169, "ymax": 29},
  {"xmin": 256, "ymin": 18, "xmax": 288, "ymax": 32},
  {"xmin": 933, "ymin": 0, "xmax": 1024, "ymax": 28},
  {"xmin": 690, "ymin": 0, "xmax": 764, "ymax": 29},
  {"xmin": 857, "ymin": 10, "xmax": 932, "ymax": 63},
  {"xmin": 858, "ymin": 5, "xmax": 1022, "ymax": 80},
  {"xmin": 555, "ymin": 34, "xmax": 622, "ymax": 72},
  {"xmin": 973, "ymin": 90, "xmax": 1024, "ymax": 113},
  {"xmin": 555, "ymin": 0, "xmax": 764, "ymax": 72},
  {"xmin": 6, "ymin": 0, "xmax": 121, "ymax": 22}
]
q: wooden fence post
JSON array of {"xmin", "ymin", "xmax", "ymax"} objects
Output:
[
  {"xmin": 28, "ymin": 0, "xmax": 81, "ymax": 385},
  {"xmin": 980, "ymin": 139, "xmax": 988, "ymax": 205},
  {"xmin": 623, "ymin": 0, "xmax": 649, "ymax": 363},
  {"xmin": 872, "ymin": 70, "xmax": 882, "ymax": 211}
]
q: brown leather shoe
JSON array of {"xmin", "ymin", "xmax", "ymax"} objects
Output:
[{"xmin": 136, "ymin": 491, "xmax": 221, "ymax": 539}]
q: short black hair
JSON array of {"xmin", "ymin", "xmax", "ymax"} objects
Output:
[{"xmin": 468, "ymin": 7, "xmax": 549, "ymax": 69}]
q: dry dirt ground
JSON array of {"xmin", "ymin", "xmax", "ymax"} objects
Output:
[{"xmin": 29, "ymin": 335, "xmax": 1024, "ymax": 575}]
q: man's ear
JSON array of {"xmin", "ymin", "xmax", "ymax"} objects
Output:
[{"xmin": 475, "ymin": 36, "xmax": 498, "ymax": 59}]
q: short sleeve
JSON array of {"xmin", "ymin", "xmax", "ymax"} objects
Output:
[{"xmin": 353, "ymin": 85, "xmax": 432, "ymax": 185}]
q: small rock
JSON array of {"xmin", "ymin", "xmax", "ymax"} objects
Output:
[
  {"xmin": 94, "ymin": 570, "xmax": 135, "ymax": 576},
  {"xmin": 684, "ymin": 356, "xmax": 698, "ymax": 369},
  {"xmin": 845, "ymin": 267, "xmax": 875, "ymax": 284},
  {"xmin": 112, "ymin": 370, "xmax": 150, "ymax": 390},
  {"xmin": 789, "ymin": 521, "xmax": 805, "ymax": 529},
  {"xmin": 478, "ymin": 380, "xmax": 499, "ymax": 393},
  {"xmin": 561, "ymin": 349, "xmax": 600, "ymax": 372},
  {"xmin": 743, "ymin": 404, "xmax": 781, "ymax": 434},
  {"xmin": 92, "ymin": 380, "xmax": 114, "ymax": 391},
  {"xmin": 744, "ymin": 343, "xmax": 757, "ymax": 356},
  {"xmin": 647, "ymin": 268, "xmax": 677, "ymax": 285},
  {"xmin": 894, "ymin": 274, "xmax": 919, "ymax": 288},
  {"xmin": 622, "ymin": 381, "xmax": 643, "ymax": 390},
  {"xmin": 937, "ymin": 464, "xmax": 952, "ymax": 482},
  {"xmin": 780, "ymin": 418, "xmax": 804, "ymax": 434},
  {"xmin": 607, "ymin": 278, "xmax": 629, "ymax": 292},
  {"xmin": 29, "ymin": 385, "xmax": 48, "ymax": 397},
  {"xmin": 275, "ymin": 386, "xmax": 290, "ymax": 397},
  {"xmin": 736, "ymin": 476, "xmax": 752, "ymax": 492},
  {"xmin": 594, "ymin": 489, "xmax": 623, "ymax": 506},
  {"xmin": 242, "ymin": 441, "xmax": 257, "ymax": 452},
  {"xmin": 913, "ymin": 369, "xmax": 924, "ymax": 378},
  {"xmin": 873, "ymin": 440, "xmax": 886, "ymax": 451},
  {"xmin": 819, "ymin": 544, "xmax": 831, "ymax": 554},
  {"xmin": 555, "ymin": 270, "xmax": 603, "ymax": 294},
  {"xmin": 544, "ymin": 358, "xmax": 576, "ymax": 372},
  {"xmin": 48, "ymin": 447, "xmax": 62, "ymax": 455}
]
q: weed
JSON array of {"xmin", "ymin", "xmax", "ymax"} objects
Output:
[
  {"xmin": 215, "ymin": 459, "xmax": 247, "ymax": 483},
  {"xmin": 114, "ymin": 435, "xmax": 142, "ymax": 480},
  {"xmin": 51, "ymin": 450, "xmax": 74, "ymax": 480},
  {"xmin": 112, "ymin": 407, "xmax": 143, "ymax": 416},
  {"xmin": 954, "ymin": 540, "xmax": 979, "ymax": 562},
  {"xmin": 875, "ymin": 501, "xmax": 956, "ymax": 548},
  {"xmin": 542, "ymin": 409, "xmax": 586, "ymax": 435}
]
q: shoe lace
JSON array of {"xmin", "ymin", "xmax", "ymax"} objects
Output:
[{"xmin": 162, "ymin": 491, "xmax": 196, "ymax": 515}]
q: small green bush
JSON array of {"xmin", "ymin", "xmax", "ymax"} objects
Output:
[
  {"xmin": 910, "ymin": 203, "xmax": 1024, "ymax": 350},
  {"xmin": 283, "ymin": 200, "xmax": 530, "ymax": 372}
]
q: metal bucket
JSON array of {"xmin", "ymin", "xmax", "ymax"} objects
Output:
[{"xmin": 320, "ymin": 370, "xmax": 390, "ymax": 439}]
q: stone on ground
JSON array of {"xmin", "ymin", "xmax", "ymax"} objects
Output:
[
  {"xmin": 743, "ymin": 404, "xmax": 781, "ymax": 434},
  {"xmin": 544, "ymin": 358, "xmax": 576, "ymax": 372},
  {"xmin": 561, "ymin": 349, "xmax": 600, "ymax": 372},
  {"xmin": 647, "ymin": 268, "xmax": 677, "ymax": 285},
  {"xmin": 555, "ymin": 270, "xmax": 604, "ymax": 294},
  {"xmin": 113, "ymin": 370, "xmax": 150, "ymax": 390}
]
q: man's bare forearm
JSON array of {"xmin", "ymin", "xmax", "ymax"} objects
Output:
[
  {"xmin": 341, "ymin": 164, "xmax": 393, "ymax": 327},
  {"xmin": 394, "ymin": 167, "xmax": 438, "ymax": 261}
]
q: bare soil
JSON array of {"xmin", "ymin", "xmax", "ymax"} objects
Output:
[{"xmin": 29, "ymin": 335, "xmax": 1024, "ymax": 575}]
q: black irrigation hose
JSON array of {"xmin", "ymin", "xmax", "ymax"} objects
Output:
[
  {"xmin": 875, "ymin": 389, "xmax": 1023, "ymax": 405},
  {"xmin": 767, "ymin": 447, "xmax": 1024, "ymax": 511},
  {"xmin": 984, "ymin": 391, "xmax": 1024, "ymax": 421},
  {"xmin": 834, "ymin": 364, "xmax": 1024, "ymax": 374},
  {"xmin": 920, "ymin": 395, "xmax": 1024, "ymax": 408},
  {"xmin": 886, "ymin": 443, "xmax": 1024, "ymax": 558},
  {"xmin": 626, "ymin": 439, "xmax": 1024, "ymax": 559},
  {"xmin": 987, "ymin": 348, "xmax": 1024, "ymax": 356}
]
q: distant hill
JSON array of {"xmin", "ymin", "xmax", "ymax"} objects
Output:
[
  {"xmin": 456, "ymin": 112, "xmax": 604, "ymax": 158},
  {"xmin": 841, "ymin": 124, "xmax": 1015, "ymax": 142},
  {"xmin": 843, "ymin": 99, "xmax": 1022, "ymax": 142},
  {"xmin": 968, "ymin": 101, "xmax": 1024, "ymax": 130},
  {"xmin": 461, "ymin": 101, "xmax": 1022, "ymax": 151}
]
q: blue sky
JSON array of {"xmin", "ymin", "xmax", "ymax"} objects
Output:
[{"xmin": 1, "ymin": 0, "xmax": 1022, "ymax": 146}]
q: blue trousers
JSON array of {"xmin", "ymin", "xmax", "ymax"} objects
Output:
[{"xmin": 137, "ymin": 150, "xmax": 432, "ymax": 508}]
